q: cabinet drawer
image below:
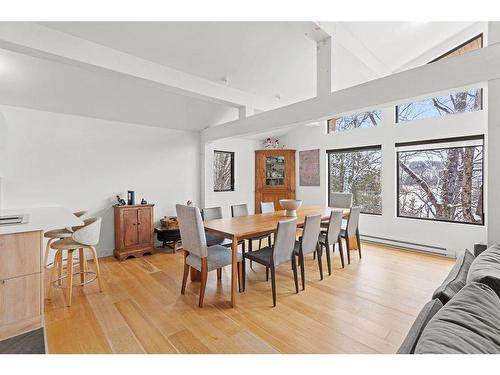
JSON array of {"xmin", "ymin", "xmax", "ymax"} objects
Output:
[
  {"xmin": 0, "ymin": 231, "xmax": 41, "ymax": 279},
  {"xmin": 0, "ymin": 273, "xmax": 41, "ymax": 326}
]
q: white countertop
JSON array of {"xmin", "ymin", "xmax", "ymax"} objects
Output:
[{"xmin": 0, "ymin": 206, "xmax": 84, "ymax": 235}]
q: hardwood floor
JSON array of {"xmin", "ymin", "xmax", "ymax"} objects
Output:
[{"xmin": 43, "ymin": 241, "xmax": 454, "ymax": 354}]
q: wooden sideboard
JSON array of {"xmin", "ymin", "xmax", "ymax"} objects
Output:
[
  {"xmin": 114, "ymin": 204, "xmax": 154, "ymax": 261},
  {"xmin": 255, "ymin": 149, "xmax": 296, "ymax": 213},
  {"xmin": 0, "ymin": 230, "xmax": 43, "ymax": 341}
]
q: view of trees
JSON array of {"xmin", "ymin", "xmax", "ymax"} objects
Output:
[
  {"xmin": 213, "ymin": 151, "xmax": 234, "ymax": 191},
  {"xmin": 328, "ymin": 148, "xmax": 382, "ymax": 214},
  {"xmin": 328, "ymin": 110, "xmax": 381, "ymax": 133},
  {"xmin": 397, "ymin": 88, "xmax": 482, "ymax": 122},
  {"xmin": 398, "ymin": 144, "xmax": 483, "ymax": 224}
]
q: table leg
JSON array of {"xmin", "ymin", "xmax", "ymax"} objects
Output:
[{"xmin": 231, "ymin": 235, "xmax": 238, "ymax": 307}]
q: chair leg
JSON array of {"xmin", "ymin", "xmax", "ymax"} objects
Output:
[
  {"xmin": 325, "ymin": 240, "xmax": 332, "ymax": 276},
  {"xmin": 217, "ymin": 268, "xmax": 222, "ymax": 280},
  {"xmin": 181, "ymin": 264, "xmax": 189, "ymax": 294},
  {"xmin": 356, "ymin": 229, "xmax": 362, "ymax": 259},
  {"xmin": 313, "ymin": 251, "xmax": 316, "ymax": 260},
  {"xmin": 66, "ymin": 249, "xmax": 74, "ymax": 307},
  {"xmin": 43, "ymin": 238, "xmax": 55, "ymax": 269},
  {"xmin": 47, "ymin": 249, "xmax": 61, "ymax": 300},
  {"xmin": 198, "ymin": 258, "xmax": 208, "ymax": 308},
  {"xmin": 291, "ymin": 257, "xmax": 299, "ymax": 294},
  {"xmin": 266, "ymin": 267, "xmax": 269, "ymax": 281},
  {"xmin": 270, "ymin": 264, "xmax": 277, "ymax": 307},
  {"xmin": 237, "ymin": 262, "xmax": 243, "ymax": 293},
  {"xmin": 249, "ymin": 239, "xmax": 253, "ymax": 270},
  {"xmin": 299, "ymin": 251, "xmax": 305, "ymax": 290},
  {"xmin": 338, "ymin": 236, "xmax": 345, "ymax": 268},
  {"xmin": 89, "ymin": 246, "xmax": 103, "ymax": 292},
  {"xmin": 317, "ymin": 245, "xmax": 324, "ymax": 280},
  {"xmin": 57, "ymin": 250, "xmax": 63, "ymax": 286},
  {"xmin": 79, "ymin": 248, "xmax": 86, "ymax": 285},
  {"xmin": 345, "ymin": 237, "xmax": 351, "ymax": 264},
  {"xmin": 268, "ymin": 235, "xmax": 272, "ymax": 247},
  {"xmin": 242, "ymin": 253, "xmax": 246, "ymax": 292},
  {"xmin": 258, "ymin": 238, "xmax": 262, "ymax": 249}
]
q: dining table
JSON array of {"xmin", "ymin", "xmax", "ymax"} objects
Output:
[{"xmin": 203, "ymin": 205, "xmax": 350, "ymax": 307}]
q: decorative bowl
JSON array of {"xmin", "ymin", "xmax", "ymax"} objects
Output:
[{"xmin": 279, "ymin": 199, "xmax": 303, "ymax": 217}]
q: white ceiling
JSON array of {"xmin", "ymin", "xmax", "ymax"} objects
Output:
[{"xmin": 0, "ymin": 21, "xmax": 483, "ymax": 133}]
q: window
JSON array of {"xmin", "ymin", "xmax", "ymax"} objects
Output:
[
  {"xmin": 397, "ymin": 136, "xmax": 484, "ymax": 225},
  {"xmin": 396, "ymin": 88, "xmax": 482, "ymax": 123},
  {"xmin": 213, "ymin": 151, "xmax": 234, "ymax": 192},
  {"xmin": 429, "ymin": 34, "xmax": 483, "ymax": 63},
  {"xmin": 327, "ymin": 146, "xmax": 382, "ymax": 214},
  {"xmin": 328, "ymin": 110, "xmax": 381, "ymax": 133}
]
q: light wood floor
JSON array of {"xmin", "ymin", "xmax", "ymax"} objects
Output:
[{"xmin": 44, "ymin": 241, "xmax": 454, "ymax": 354}]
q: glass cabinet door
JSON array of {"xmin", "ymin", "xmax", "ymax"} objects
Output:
[{"xmin": 265, "ymin": 156, "xmax": 285, "ymax": 185}]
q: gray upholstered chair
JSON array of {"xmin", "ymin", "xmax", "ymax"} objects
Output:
[
  {"xmin": 177, "ymin": 204, "xmax": 243, "ymax": 307},
  {"xmin": 48, "ymin": 217, "xmax": 103, "ymax": 307},
  {"xmin": 231, "ymin": 203, "xmax": 249, "ymax": 217},
  {"xmin": 319, "ymin": 210, "xmax": 345, "ymax": 273},
  {"xmin": 293, "ymin": 214, "xmax": 322, "ymax": 290},
  {"xmin": 341, "ymin": 207, "xmax": 362, "ymax": 264},
  {"xmin": 43, "ymin": 210, "xmax": 88, "ymax": 269},
  {"xmin": 260, "ymin": 201, "xmax": 275, "ymax": 214},
  {"xmin": 202, "ymin": 206, "xmax": 245, "ymax": 256},
  {"xmin": 244, "ymin": 218, "xmax": 298, "ymax": 306}
]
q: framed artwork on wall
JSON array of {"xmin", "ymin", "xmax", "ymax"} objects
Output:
[{"xmin": 299, "ymin": 149, "xmax": 320, "ymax": 186}]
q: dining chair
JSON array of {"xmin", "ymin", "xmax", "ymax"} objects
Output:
[
  {"xmin": 177, "ymin": 204, "xmax": 244, "ymax": 307},
  {"xmin": 340, "ymin": 206, "xmax": 362, "ymax": 264},
  {"xmin": 319, "ymin": 210, "xmax": 345, "ymax": 273},
  {"xmin": 293, "ymin": 214, "xmax": 322, "ymax": 290},
  {"xmin": 48, "ymin": 217, "xmax": 103, "ymax": 307},
  {"xmin": 243, "ymin": 218, "xmax": 298, "ymax": 307},
  {"xmin": 231, "ymin": 203, "xmax": 272, "ymax": 273},
  {"xmin": 260, "ymin": 201, "xmax": 275, "ymax": 213}
]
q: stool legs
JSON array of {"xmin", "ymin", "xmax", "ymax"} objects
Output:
[
  {"xmin": 47, "ymin": 249, "xmax": 62, "ymax": 300},
  {"xmin": 79, "ymin": 248, "xmax": 86, "ymax": 285},
  {"xmin": 44, "ymin": 238, "xmax": 55, "ymax": 269},
  {"xmin": 66, "ymin": 249, "xmax": 75, "ymax": 307},
  {"xmin": 89, "ymin": 246, "xmax": 103, "ymax": 292}
]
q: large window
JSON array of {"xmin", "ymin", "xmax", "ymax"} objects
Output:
[
  {"xmin": 397, "ymin": 136, "xmax": 484, "ymax": 225},
  {"xmin": 396, "ymin": 88, "xmax": 482, "ymax": 123},
  {"xmin": 328, "ymin": 110, "xmax": 381, "ymax": 133},
  {"xmin": 328, "ymin": 146, "xmax": 382, "ymax": 214},
  {"xmin": 213, "ymin": 151, "xmax": 234, "ymax": 192}
]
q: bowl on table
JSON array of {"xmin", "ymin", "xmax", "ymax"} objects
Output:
[{"xmin": 279, "ymin": 199, "xmax": 303, "ymax": 217}]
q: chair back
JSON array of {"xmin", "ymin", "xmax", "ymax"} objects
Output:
[
  {"xmin": 231, "ymin": 204, "xmax": 249, "ymax": 217},
  {"xmin": 261, "ymin": 201, "xmax": 275, "ymax": 214},
  {"xmin": 202, "ymin": 206, "xmax": 223, "ymax": 221},
  {"xmin": 326, "ymin": 209, "xmax": 343, "ymax": 244},
  {"xmin": 300, "ymin": 214, "xmax": 321, "ymax": 255},
  {"xmin": 272, "ymin": 218, "xmax": 297, "ymax": 266},
  {"xmin": 73, "ymin": 210, "xmax": 88, "ymax": 218},
  {"xmin": 72, "ymin": 217, "xmax": 101, "ymax": 246},
  {"xmin": 330, "ymin": 192, "xmax": 353, "ymax": 209},
  {"xmin": 176, "ymin": 204, "xmax": 208, "ymax": 258},
  {"xmin": 346, "ymin": 207, "xmax": 361, "ymax": 238}
]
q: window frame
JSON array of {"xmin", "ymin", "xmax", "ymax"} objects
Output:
[
  {"xmin": 327, "ymin": 145, "xmax": 383, "ymax": 216},
  {"xmin": 213, "ymin": 150, "xmax": 235, "ymax": 192},
  {"xmin": 396, "ymin": 135, "xmax": 485, "ymax": 226},
  {"xmin": 326, "ymin": 110, "xmax": 382, "ymax": 134}
]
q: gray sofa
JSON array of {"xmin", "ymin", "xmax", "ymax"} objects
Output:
[{"xmin": 398, "ymin": 244, "xmax": 500, "ymax": 354}]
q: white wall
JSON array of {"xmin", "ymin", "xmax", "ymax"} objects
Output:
[
  {"xmin": 202, "ymin": 138, "xmax": 260, "ymax": 218},
  {"xmin": 281, "ymin": 84, "xmax": 488, "ymax": 257},
  {"xmin": 0, "ymin": 105, "xmax": 201, "ymax": 256}
]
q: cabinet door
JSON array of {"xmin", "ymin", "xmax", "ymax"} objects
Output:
[
  {"xmin": 123, "ymin": 209, "xmax": 138, "ymax": 247},
  {"xmin": 0, "ymin": 232, "xmax": 41, "ymax": 280},
  {"xmin": 0, "ymin": 273, "xmax": 40, "ymax": 326},
  {"xmin": 137, "ymin": 208, "xmax": 152, "ymax": 245}
]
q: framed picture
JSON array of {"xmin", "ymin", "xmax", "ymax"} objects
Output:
[{"xmin": 299, "ymin": 149, "xmax": 320, "ymax": 186}]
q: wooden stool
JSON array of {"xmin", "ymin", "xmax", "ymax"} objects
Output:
[{"xmin": 47, "ymin": 217, "xmax": 103, "ymax": 307}]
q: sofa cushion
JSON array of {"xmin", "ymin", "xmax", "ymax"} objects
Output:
[
  {"xmin": 415, "ymin": 282, "xmax": 500, "ymax": 354},
  {"xmin": 432, "ymin": 249, "xmax": 474, "ymax": 304},
  {"xmin": 397, "ymin": 299, "xmax": 443, "ymax": 354},
  {"xmin": 467, "ymin": 244, "xmax": 500, "ymax": 296}
]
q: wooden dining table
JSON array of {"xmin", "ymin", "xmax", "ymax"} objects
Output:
[{"xmin": 203, "ymin": 205, "xmax": 349, "ymax": 307}]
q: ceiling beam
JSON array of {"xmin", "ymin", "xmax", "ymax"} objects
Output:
[
  {"xmin": 202, "ymin": 42, "xmax": 500, "ymax": 142},
  {"xmin": 0, "ymin": 22, "xmax": 281, "ymax": 112}
]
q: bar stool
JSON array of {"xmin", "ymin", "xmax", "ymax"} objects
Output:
[
  {"xmin": 43, "ymin": 210, "xmax": 87, "ymax": 269},
  {"xmin": 47, "ymin": 217, "xmax": 103, "ymax": 307}
]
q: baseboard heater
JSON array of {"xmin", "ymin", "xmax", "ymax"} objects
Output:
[{"xmin": 360, "ymin": 234, "xmax": 449, "ymax": 256}]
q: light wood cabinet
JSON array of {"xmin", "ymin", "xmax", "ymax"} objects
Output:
[
  {"xmin": 114, "ymin": 204, "xmax": 154, "ymax": 261},
  {"xmin": 0, "ymin": 231, "xmax": 43, "ymax": 341},
  {"xmin": 255, "ymin": 149, "xmax": 296, "ymax": 213}
]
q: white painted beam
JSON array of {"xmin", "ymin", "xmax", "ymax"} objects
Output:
[
  {"xmin": 316, "ymin": 36, "xmax": 332, "ymax": 97},
  {"xmin": 202, "ymin": 42, "xmax": 500, "ymax": 142},
  {"xmin": 0, "ymin": 22, "xmax": 280, "ymax": 111}
]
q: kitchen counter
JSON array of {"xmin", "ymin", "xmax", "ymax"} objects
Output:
[{"xmin": 0, "ymin": 206, "xmax": 83, "ymax": 235}]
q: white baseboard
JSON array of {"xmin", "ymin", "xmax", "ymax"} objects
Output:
[{"xmin": 361, "ymin": 234, "xmax": 449, "ymax": 257}]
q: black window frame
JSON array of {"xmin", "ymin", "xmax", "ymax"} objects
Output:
[
  {"xmin": 327, "ymin": 145, "xmax": 383, "ymax": 216},
  {"xmin": 396, "ymin": 135, "xmax": 485, "ymax": 226},
  {"xmin": 213, "ymin": 150, "xmax": 235, "ymax": 192}
]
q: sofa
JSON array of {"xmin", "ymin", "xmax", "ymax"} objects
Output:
[{"xmin": 398, "ymin": 244, "xmax": 500, "ymax": 354}]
